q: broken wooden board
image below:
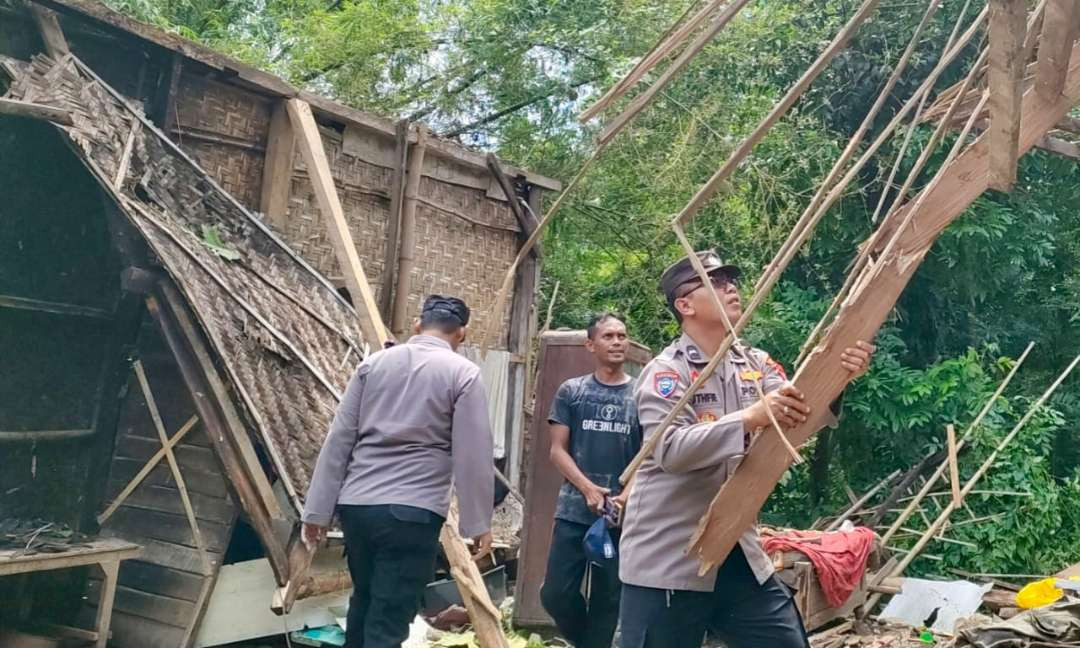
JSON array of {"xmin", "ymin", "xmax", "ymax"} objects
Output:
[
  {"xmin": 1035, "ymin": 0, "xmax": 1080, "ymax": 102},
  {"xmin": 688, "ymin": 45, "xmax": 1080, "ymax": 573}
]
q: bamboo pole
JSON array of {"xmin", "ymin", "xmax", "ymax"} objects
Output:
[
  {"xmin": 580, "ymin": 0, "xmax": 730, "ymax": 122},
  {"xmin": 864, "ymin": 354, "xmax": 1080, "ymax": 613},
  {"xmin": 596, "ymin": 0, "xmax": 753, "ymax": 145},
  {"xmin": 671, "ymin": 0, "xmax": 884, "ymax": 226},
  {"xmin": 391, "ymin": 124, "xmax": 427, "ymax": 337},
  {"xmin": 824, "ymin": 469, "xmax": 901, "ymax": 532},
  {"xmin": 946, "ymin": 424, "xmax": 961, "ymax": 507}
]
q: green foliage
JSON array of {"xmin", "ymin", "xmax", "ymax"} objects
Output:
[{"xmin": 105, "ymin": 0, "xmax": 1080, "ymax": 575}]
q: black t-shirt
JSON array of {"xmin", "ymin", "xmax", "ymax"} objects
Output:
[{"xmin": 548, "ymin": 374, "xmax": 643, "ymax": 525}]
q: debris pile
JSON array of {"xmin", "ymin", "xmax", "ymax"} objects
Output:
[{"xmin": 0, "ymin": 518, "xmax": 87, "ymax": 556}]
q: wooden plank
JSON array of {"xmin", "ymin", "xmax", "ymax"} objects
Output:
[
  {"xmin": 80, "ymin": 607, "xmax": 187, "ymax": 647},
  {"xmin": 286, "ymin": 97, "xmax": 388, "ymax": 348},
  {"xmin": 108, "ymin": 459, "xmax": 229, "ymax": 500},
  {"xmin": 259, "ymin": 101, "xmax": 295, "ymax": 228},
  {"xmin": 99, "ymin": 531, "xmax": 210, "ymax": 575},
  {"xmin": 93, "ymin": 560, "xmax": 119, "ymax": 648},
  {"xmin": 378, "ymin": 119, "xmax": 410, "ymax": 319},
  {"xmin": 1036, "ymin": 0, "xmax": 1080, "ymax": 101},
  {"xmin": 0, "ymin": 539, "xmax": 140, "ymax": 575},
  {"xmin": 988, "ymin": 0, "xmax": 1027, "ymax": 191},
  {"xmin": 390, "ymin": 123, "xmax": 428, "ymax": 337},
  {"xmin": 688, "ymin": 45, "xmax": 1080, "ymax": 573},
  {"xmin": 87, "ymin": 579, "xmax": 197, "ymax": 628},
  {"xmin": 105, "ymin": 486, "xmax": 234, "ymax": 527},
  {"xmin": 117, "ymin": 560, "xmax": 207, "ymax": 602},
  {"xmin": 106, "ymin": 507, "xmax": 231, "ymax": 554},
  {"xmin": 947, "ymin": 424, "xmax": 961, "ymax": 507},
  {"xmin": 27, "ymin": 2, "xmax": 70, "ymax": 58}
]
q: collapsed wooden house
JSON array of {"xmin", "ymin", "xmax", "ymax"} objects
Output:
[{"xmin": 0, "ymin": 0, "xmax": 558, "ymax": 644}]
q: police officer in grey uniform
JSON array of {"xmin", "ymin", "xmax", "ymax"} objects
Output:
[
  {"xmin": 302, "ymin": 295, "xmax": 495, "ymax": 648},
  {"xmin": 617, "ymin": 251, "xmax": 874, "ymax": 648}
]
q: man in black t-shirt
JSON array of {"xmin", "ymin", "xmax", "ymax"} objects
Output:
[{"xmin": 540, "ymin": 313, "xmax": 642, "ymax": 648}]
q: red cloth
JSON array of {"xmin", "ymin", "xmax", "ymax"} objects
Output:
[{"xmin": 761, "ymin": 527, "xmax": 876, "ymax": 608}]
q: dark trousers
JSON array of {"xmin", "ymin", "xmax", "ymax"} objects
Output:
[
  {"xmin": 617, "ymin": 546, "xmax": 809, "ymax": 648},
  {"xmin": 540, "ymin": 519, "xmax": 622, "ymax": 648},
  {"xmin": 339, "ymin": 504, "xmax": 444, "ymax": 648}
]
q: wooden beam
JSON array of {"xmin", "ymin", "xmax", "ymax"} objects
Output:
[
  {"xmin": 0, "ymin": 292, "xmax": 109, "ymax": 318},
  {"xmin": 27, "ymin": 2, "xmax": 70, "ymax": 58},
  {"xmin": 259, "ymin": 101, "xmax": 296, "ymax": 229},
  {"xmin": 378, "ymin": 119, "xmax": 410, "ymax": 319},
  {"xmin": 687, "ymin": 44, "xmax": 1080, "ymax": 574},
  {"xmin": 1036, "ymin": 0, "xmax": 1080, "ymax": 101},
  {"xmin": 0, "ymin": 96, "xmax": 73, "ymax": 125},
  {"xmin": 988, "ymin": 0, "xmax": 1027, "ymax": 191},
  {"xmin": 390, "ymin": 123, "xmax": 428, "ymax": 338},
  {"xmin": 286, "ymin": 98, "xmax": 388, "ymax": 348}
]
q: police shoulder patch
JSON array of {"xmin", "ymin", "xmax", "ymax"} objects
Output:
[
  {"xmin": 653, "ymin": 371, "xmax": 680, "ymax": 399},
  {"xmin": 765, "ymin": 355, "xmax": 788, "ymax": 380}
]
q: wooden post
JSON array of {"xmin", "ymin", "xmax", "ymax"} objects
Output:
[
  {"xmin": 391, "ymin": 124, "xmax": 428, "ymax": 337},
  {"xmin": 988, "ymin": 0, "xmax": 1027, "ymax": 191},
  {"xmin": 260, "ymin": 101, "xmax": 295, "ymax": 229},
  {"xmin": 378, "ymin": 119, "xmax": 410, "ymax": 318},
  {"xmin": 286, "ymin": 98, "xmax": 388, "ymax": 348},
  {"xmin": 1035, "ymin": 0, "xmax": 1080, "ymax": 101},
  {"xmin": 93, "ymin": 560, "xmax": 119, "ymax": 648},
  {"xmin": 946, "ymin": 424, "xmax": 961, "ymax": 508}
]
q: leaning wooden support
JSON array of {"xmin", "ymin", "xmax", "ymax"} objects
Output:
[
  {"xmin": 672, "ymin": 0, "xmax": 883, "ymax": 226},
  {"xmin": 946, "ymin": 424, "xmax": 961, "ymax": 508},
  {"xmin": 441, "ymin": 503, "xmax": 509, "ymax": 648},
  {"xmin": 863, "ymin": 354, "xmax": 1080, "ymax": 613},
  {"xmin": 286, "ymin": 97, "xmax": 389, "ymax": 348},
  {"xmin": 687, "ymin": 44, "xmax": 1080, "ymax": 573},
  {"xmin": 880, "ymin": 341, "xmax": 1034, "ymax": 546},
  {"xmin": 27, "ymin": 2, "xmax": 70, "ymax": 58},
  {"xmin": 259, "ymin": 101, "xmax": 296, "ymax": 229},
  {"xmin": 988, "ymin": 0, "xmax": 1027, "ymax": 191}
]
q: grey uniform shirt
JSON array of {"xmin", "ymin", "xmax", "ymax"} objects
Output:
[
  {"xmin": 619, "ymin": 332, "xmax": 789, "ymax": 592},
  {"xmin": 302, "ymin": 335, "xmax": 495, "ymax": 538}
]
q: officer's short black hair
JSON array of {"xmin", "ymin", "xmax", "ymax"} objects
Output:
[
  {"xmin": 419, "ymin": 295, "xmax": 470, "ymax": 334},
  {"xmin": 586, "ymin": 312, "xmax": 625, "ymax": 340}
]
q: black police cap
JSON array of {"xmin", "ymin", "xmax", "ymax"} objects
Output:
[{"xmin": 421, "ymin": 295, "xmax": 470, "ymax": 326}]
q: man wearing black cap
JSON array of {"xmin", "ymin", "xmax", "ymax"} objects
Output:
[
  {"xmin": 616, "ymin": 251, "xmax": 874, "ymax": 648},
  {"xmin": 302, "ymin": 295, "xmax": 495, "ymax": 648}
]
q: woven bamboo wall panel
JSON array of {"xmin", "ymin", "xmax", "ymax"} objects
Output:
[
  {"xmin": 184, "ymin": 142, "xmax": 264, "ymax": 209},
  {"xmin": 176, "ymin": 73, "xmax": 272, "ymax": 143}
]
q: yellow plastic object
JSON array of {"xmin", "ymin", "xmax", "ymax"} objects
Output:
[{"xmin": 1015, "ymin": 577, "xmax": 1080, "ymax": 609}]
